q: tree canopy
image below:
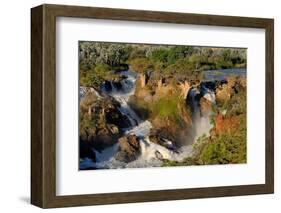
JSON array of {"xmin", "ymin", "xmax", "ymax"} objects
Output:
[{"xmin": 79, "ymin": 42, "xmax": 247, "ymax": 87}]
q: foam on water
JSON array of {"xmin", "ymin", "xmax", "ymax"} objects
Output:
[
  {"xmin": 125, "ymin": 120, "xmax": 152, "ymax": 137},
  {"xmin": 80, "ymin": 69, "xmax": 210, "ymax": 169}
]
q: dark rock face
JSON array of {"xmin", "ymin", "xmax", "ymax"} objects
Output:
[
  {"xmin": 79, "ymin": 140, "xmax": 96, "ymax": 162},
  {"xmin": 93, "ymin": 128, "xmax": 120, "ymax": 151},
  {"xmin": 102, "ymin": 79, "xmax": 126, "ymax": 93},
  {"xmin": 103, "ymin": 81, "xmax": 113, "ymax": 92},
  {"xmin": 105, "ymin": 107, "xmax": 131, "ymax": 129},
  {"xmin": 115, "ymin": 135, "xmax": 141, "ymax": 163},
  {"xmin": 149, "ymin": 132, "xmax": 177, "ymax": 151}
]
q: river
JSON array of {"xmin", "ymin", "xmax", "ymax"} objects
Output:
[{"xmin": 80, "ymin": 68, "xmax": 245, "ymax": 169}]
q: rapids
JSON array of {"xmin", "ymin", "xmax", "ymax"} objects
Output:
[{"xmin": 81, "ymin": 69, "xmax": 218, "ymax": 169}]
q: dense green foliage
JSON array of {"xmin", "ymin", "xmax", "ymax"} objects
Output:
[
  {"xmin": 130, "ymin": 88, "xmax": 188, "ymax": 124},
  {"xmin": 198, "ymin": 81, "xmax": 247, "ymax": 164},
  {"xmin": 130, "ymin": 58, "xmax": 153, "ymax": 73},
  {"xmin": 196, "ymin": 129, "xmax": 246, "ymax": 164},
  {"xmin": 79, "ymin": 42, "xmax": 246, "ymax": 89},
  {"xmin": 153, "ymin": 97, "xmax": 179, "ymax": 118},
  {"xmin": 80, "ymin": 64, "xmax": 118, "ymax": 89}
]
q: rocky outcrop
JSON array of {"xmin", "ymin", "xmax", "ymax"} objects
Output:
[
  {"xmin": 199, "ymin": 97, "xmax": 212, "ymax": 117},
  {"xmin": 80, "ymin": 89, "xmax": 132, "ymax": 152},
  {"xmin": 149, "ymin": 132, "xmax": 177, "ymax": 151},
  {"xmin": 130, "ymin": 76, "xmax": 194, "ymax": 146},
  {"xmin": 79, "ymin": 140, "xmax": 96, "ymax": 161},
  {"xmin": 133, "ymin": 88, "xmax": 153, "ymax": 103},
  {"xmin": 150, "ymin": 113, "xmax": 193, "ymax": 147},
  {"xmin": 215, "ymin": 84, "xmax": 231, "ymax": 103},
  {"xmin": 154, "ymin": 85, "xmax": 177, "ymax": 101},
  {"xmin": 213, "ymin": 114, "xmax": 240, "ymax": 135},
  {"xmin": 115, "ymin": 135, "xmax": 141, "ymax": 162},
  {"xmin": 179, "ymin": 81, "xmax": 191, "ymax": 99},
  {"xmin": 80, "ymin": 86, "xmax": 102, "ymax": 100},
  {"xmin": 215, "ymin": 76, "xmax": 246, "ymax": 105},
  {"xmin": 215, "ymin": 77, "xmax": 236, "ymax": 103},
  {"xmin": 140, "ymin": 73, "xmax": 147, "ymax": 88}
]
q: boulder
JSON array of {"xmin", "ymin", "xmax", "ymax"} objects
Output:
[
  {"xmin": 215, "ymin": 76, "xmax": 237, "ymax": 104},
  {"xmin": 149, "ymin": 132, "xmax": 177, "ymax": 151},
  {"xmin": 216, "ymin": 84, "xmax": 232, "ymax": 103},
  {"xmin": 115, "ymin": 135, "xmax": 140, "ymax": 162},
  {"xmin": 93, "ymin": 128, "xmax": 119, "ymax": 151}
]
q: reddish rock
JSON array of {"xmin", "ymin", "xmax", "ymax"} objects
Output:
[{"xmin": 214, "ymin": 114, "xmax": 240, "ymax": 135}]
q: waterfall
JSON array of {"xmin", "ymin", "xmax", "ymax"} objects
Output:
[
  {"xmin": 113, "ymin": 96, "xmax": 139, "ymax": 127},
  {"xmin": 201, "ymin": 84, "xmax": 216, "ymax": 103},
  {"xmin": 188, "ymin": 83, "xmax": 214, "ymax": 140},
  {"xmin": 85, "ymin": 69, "xmax": 193, "ymax": 169},
  {"xmin": 80, "ymin": 68, "xmax": 244, "ymax": 169},
  {"xmin": 102, "ymin": 70, "xmax": 140, "ymax": 127}
]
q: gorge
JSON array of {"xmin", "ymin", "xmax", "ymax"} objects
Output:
[{"xmin": 79, "ymin": 68, "xmax": 246, "ymax": 170}]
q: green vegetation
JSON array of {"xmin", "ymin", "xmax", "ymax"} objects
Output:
[
  {"xmin": 130, "ymin": 89, "xmax": 188, "ymax": 124},
  {"xmin": 162, "ymin": 79, "xmax": 247, "ymax": 166},
  {"xmin": 80, "ymin": 64, "xmax": 115, "ymax": 88},
  {"xmin": 130, "ymin": 58, "xmax": 153, "ymax": 73},
  {"xmin": 79, "ymin": 41, "xmax": 247, "ymax": 168},
  {"xmin": 153, "ymin": 97, "xmax": 178, "ymax": 118},
  {"xmin": 196, "ymin": 130, "xmax": 246, "ymax": 164},
  {"xmin": 150, "ymin": 93, "xmax": 191, "ymax": 126},
  {"xmin": 79, "ymin": 42, "xmax": 246, "ymax": 90}
]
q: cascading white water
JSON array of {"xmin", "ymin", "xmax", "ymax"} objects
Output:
[
  {"xmin": 201, "ymin": 84, "xmax": 216, "ymax": 103},
  {"xmin": 102, "ymin": 70, "xmax": 141, "ymax": 127},
  {"xmin": 115, "ymin": 96, "xmax": 140, "ymax": 127},
  {"xmin": 188, "ymin": 85, "xmax": 214, "ymax": 140},
  {"xmin": 80, "ymin": 68, "xmax": 244, "ymax": 169},
  {"xmin": 80, "ymin": 71, "xmax": 217, "ymax": 170},
  {"xmin": 88, "ymin": 70, "xmax": 193, "ymax": 169}
]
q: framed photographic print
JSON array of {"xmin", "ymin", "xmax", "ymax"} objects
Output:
[{"xmin": 31, "ymin": 4, "xmax": 274, "ymax": 208}]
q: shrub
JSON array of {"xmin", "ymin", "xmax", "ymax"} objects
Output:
[
  {"xmin": 79, "ymin": 64, "xmax": 116, "ymax": 89},
  {"xmin": 130, "ymin": 58, "xmax": 153, "ymax": 73}
]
